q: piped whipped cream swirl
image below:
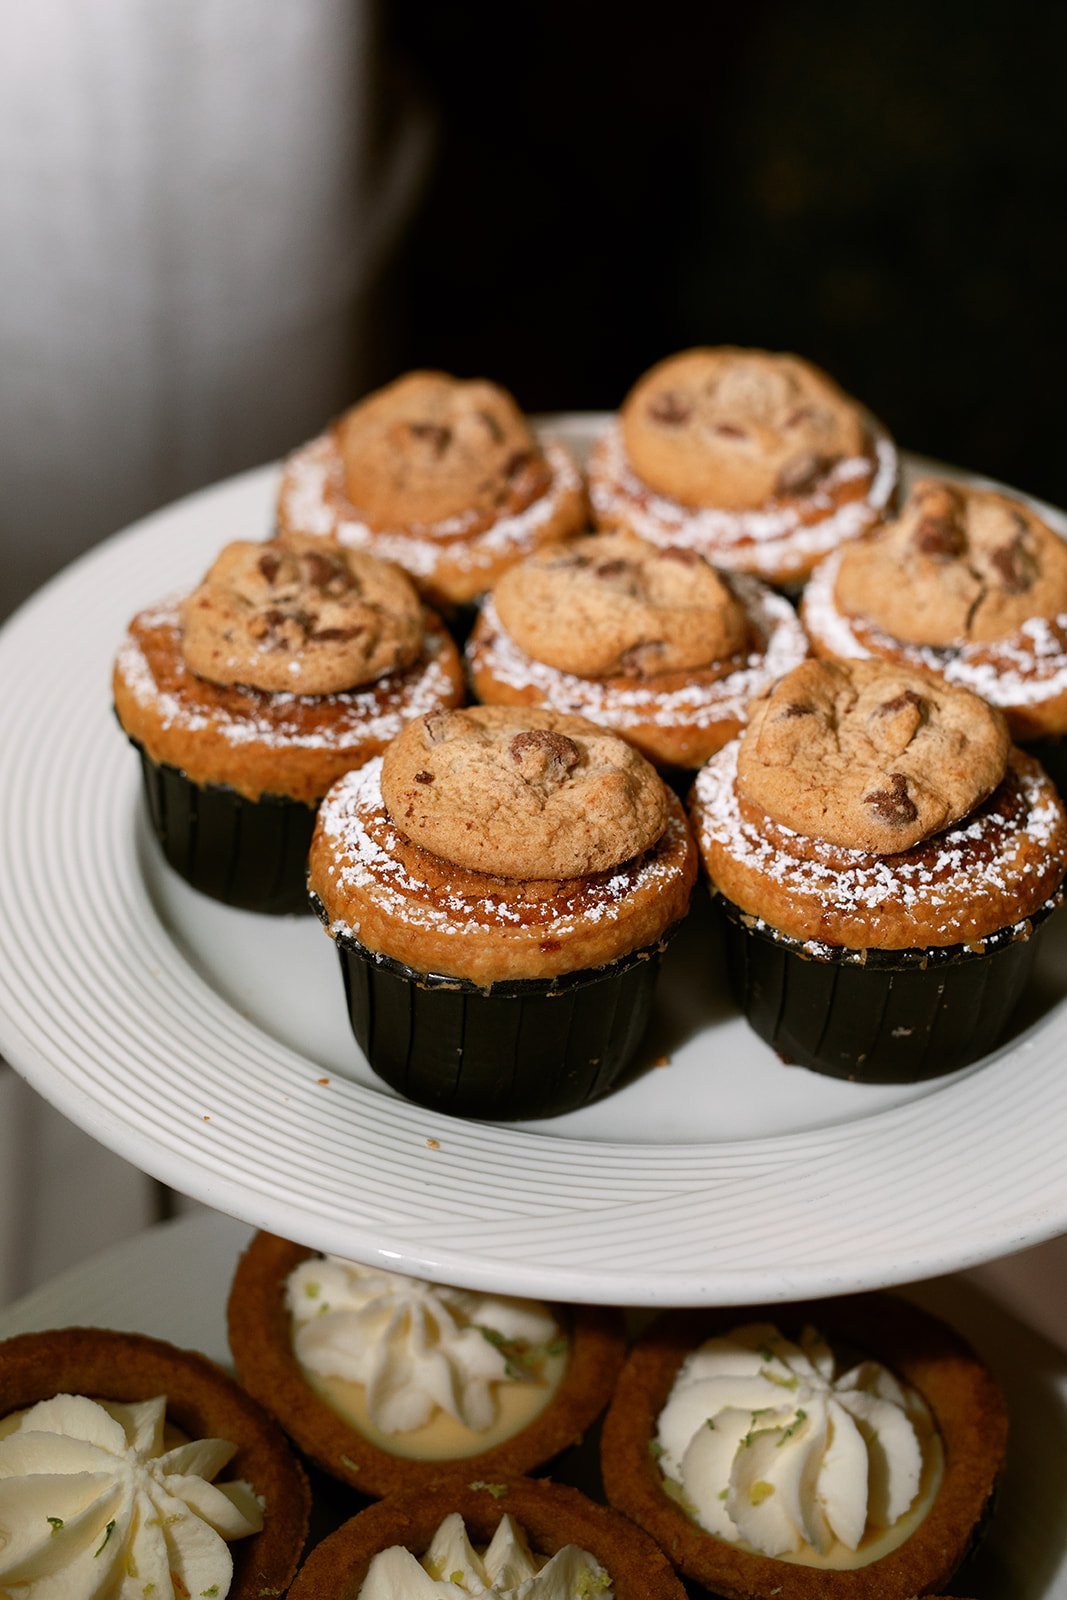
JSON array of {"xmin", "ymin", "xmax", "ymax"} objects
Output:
[
  {"xmin": 655, "ymin": 1322, "xmax": 933, "ymax": 1562},
  {"xmin": 286, "ymin": 1258, "xmax": 561, "ymax": 1434},
  {"xmin": 0, "ymin": 1393, "xmax": 263, "ymax": 1600},
  {"xmin": 358, "ymin": 1511, "xmax": 612, "ymax": 1598}
]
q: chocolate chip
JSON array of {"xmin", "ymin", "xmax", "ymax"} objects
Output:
[
  {"xmin": 914, "ymin": 515, "xmax": 966, "ymax": 559},
  {"xmin": 593, "ymin": 558, "xmax": 634, "ymax": 580},
  {"xmin": 779, "ymin": 703, "xmax": 814, "ymax": 719},
  {"xmin": 303, "ymin": 550, "xmax": 348, "ymax": 591},
  {"xmin": 409, "ymin": 421, "xmax": 452, "ymax": 455},
  {"xmin": 309, "ymin": 625, "xmax": 365, "ymax": 643},
  {"xmin": 659, "ymin": 545, "xmax": 702, "ymax": 565},
  {"xmin": 257, "ymin": 552, "xmax": 282, "ymax": 585},
  {"xmin": 504, "ymin": 449, "xmax": 535, "ymax": 478},
  {"xmin": 509, "ymin": 729, "xmax": 581, "ymax": 778},
  {"xmin": 875, "ymin": 690, "xmax": 927, "ymax": 719},
  {"xmin": 775, "ymin": 452, "xmax": 832, "ymax": 497},
  {"xmin": 544, "ymin": 552, "xmax": 592, "ymax": 570},
  {"xmin": 990, "ymin": 533, "xmax": 1037, "ymax": 593},
  {"xmin": 712, "ymin": 423, "xmax": 747, "ymax": 439},
  {"xmin": 414, "ymin": 770, "xmax": 434, "ymax": 784},
  {"xmin": 477, "ymin": 408, "xmax": 504, "ymax": 443},
  {"xmin": 648, "ymin": 391, "xmax": 692, "ymax": 426},
  {"xmin": 863, "ymin": 772, "xmax": 919, "ymax": 826}
]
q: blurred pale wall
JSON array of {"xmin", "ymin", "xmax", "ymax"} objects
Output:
[{"xmin": 0, "ymin": 0, "xmax": 429, "ymax": 620}]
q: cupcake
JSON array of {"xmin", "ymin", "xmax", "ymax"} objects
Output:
[
  {"xmin": 0, "ymin": 1327, "xmax": 309, "ymax": 1600},
  {"xmin": 228, "ymin": 1232, "xmax": 626, "ymax": 1497},
  {"xmin": 308, "ymin": 705, "xmax": 696, "ymax": 1118},
  {"xmin": 600, "ymin": 1295, "xmax": 1007, "ymax": 1600},
  {"xmin": 288, "ymin": 1476, "xmax": 687, "ymax": 1599},
  {"xmin": 802, "ymin": 477, "xmax": 1067, "ymax": 790},
  {"xmin": 276, "ymin": 370, "xmax": 587, "ymax": 618},
  {"xmin": 690, "ymin": 657, "xmax": 1067, "ymax": 1080},
  {"xmin": 467, "ymin": 529, "xmax": 809, "ymax": 770},
  {"xmin": 113, "ymin": 536, "xmax": 464, "ymax": 912},
  {"xmin": 587, "ymin": 347, "xmax": 898, "ymax": 588}
]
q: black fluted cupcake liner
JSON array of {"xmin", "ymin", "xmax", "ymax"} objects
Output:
[
  {"xmin": 719, "ymin": 889, "xmax": 1063, "ymax": 1082},
  {"xmin": 311, "ymin": 893, "xmax": 674, "ymax": 1119},
  {"xmin": 132, "ymin": 742, "xmax": 316, "ymax": 914},
  {"xmin": 1024, "ymin": 733, "xmax": 1067, "ymax": 803}
]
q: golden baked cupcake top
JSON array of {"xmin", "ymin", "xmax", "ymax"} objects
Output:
[
  {"xmin": 380, "ymin": 705, "xmax": 669, "ymax": 880},
  {"xmin": 834, "ymin": 479, "xmax": 1067, "ymax": 646},
  {"xmin": 737, "ymin": 659, "xmax": 1010, "ymax": 854},
  {"xmin": 336, "ymin": 370, "xmax": 551, "ymax": 534},
  {"xmin": 621, "ymin": 348, "xmax": 869, "ymax": 512},
  {"xmin": 180, "ymin": 537, "xmax": 424, "ymax": 694},
  {"xmin": 492, "ymin": 530, "xmax": 750, "ymax": 677}
]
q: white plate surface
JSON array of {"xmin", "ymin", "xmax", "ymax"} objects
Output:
[
  {"xmin": 2, "ymin": 418, "xmax": 1067, "ymax": 1304},
  {"xmin": 2, "ymin": 1213, "xmax": 1066, "ymax": 1599}
]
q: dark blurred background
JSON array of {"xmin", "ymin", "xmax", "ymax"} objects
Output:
[
  {"xmin": 392, "ymin": 0, "xmax": 1067, "ymax": 498},
  {"xmin": 2, "ymin": 0, "xmax": 1066, "ymax": 615}
]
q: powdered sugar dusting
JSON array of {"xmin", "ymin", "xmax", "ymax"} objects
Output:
[
  {"xmin": 319, "ymin": 758, "xmax": 691, "ymax": 941},
  {"xmin": 694, "ymin": 739, "xmax": 1064, "ymax": 938},
  {"xmin": 116, "ymin": 599, "xmax": 457, "ymax": 751},
  {"xmin": 804, "ymin": 549, "xmax": 1067, "ymax": 710},
  {"xmin": 279, "ymin": 435, "xmax": 583, "ymax": 580},
  {"xmin": 588, "ymin": 422, "xmax": 897, "ymax": 574},
  {"xmin": 468, "ymin": 577, "xmax": 808, "ymax": 733}
]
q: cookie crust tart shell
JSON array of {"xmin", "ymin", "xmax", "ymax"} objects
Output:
[
  {"xmin": 0, "ymin": 1326, "xmax": 310, "ymax": 1600},
  {"xmin": 277, "ymin": 432, "xmax": 588, "ymax": 609},
  {"xmin": 287, "ymin": 1475, "xmax": 687, "ymax": 1599},
  {"xmin": 228, "ymin": 1233, "xmax": 626, "ymax": 1497},
  {"xmin": 600, "ymin": 1297, "xmax": 1007, "ymax": 1600},
  {"xmin": 467, "ymin": 575, "xmax": 809, "ymax": 771}
]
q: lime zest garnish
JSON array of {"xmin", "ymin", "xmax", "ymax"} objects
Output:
[
  {"xmin": 340, "ymin": 1454, "xmax": 361, "ymax": 1472},
  {"xmin": 468, "ymin": 1480, "xmax": 508, "ymax": 1498},
  {"xmin": 47, "ymin": 1515, "xmax": 64, "ymax": 1532},
  {"xmin": 749, "ymin": 1480, "xmax": 775, "ymax": 1505},
  {"xmin": 94, "ymin": 1520, "xmax": 116, "ymax": 1557},
  {"xmin": 776, "ymin": 1409, "xmax": 808, "ymax": 1446},
  {"xmin": 648, "ymin": 1438, "xmax": 665, "ymax": 1460}
]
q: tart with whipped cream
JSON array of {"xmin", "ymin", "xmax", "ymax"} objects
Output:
[
  {"xmin": 113, "ymin": 535, "xmax": 464, "ymax": 912},
  {"xmin": 0, "ymin": 1327, "xmax": 309, "ymax": 1600},
  {"xmin": 690, "ymin": 656, "xmax": 1067, "ymax": 1079},
  {"xmin": 308, "ymin": 705, "xmax": 696, "ymax": 1117},
  {"xmin": 601, "ymin": 1296, "xmax": 1007, "ymax": 1600},
  {"xmin": 276, "ymin": 370, "xmax": 587, "ymax": 615},
  {"xmin": 287, "ymin": 1476, "xmax": 686, "ymax": 1599},
  {"xmin": 466, "ymin": 530, "xmax": 809, "ymax": 769},
  {"xmin": 228, "ymin": 1232, "xmax": 626, "ymax": 1496},
  {"xmin": 587, "ymin": 347, "xmax": 897, "ymax": 589},
  {"xmin": 802, "ymin": 477, "xmax": 1067, "ymax": 791}
]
